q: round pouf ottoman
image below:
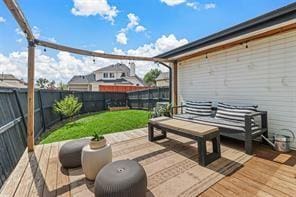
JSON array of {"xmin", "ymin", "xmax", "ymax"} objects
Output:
[
  {"xmin": 58, "ymin": 138, "xmax": 89, "ymax": 168},
  {"xmin": 95, "ymin": 160, "xmax": 147, "ymax": 197}
]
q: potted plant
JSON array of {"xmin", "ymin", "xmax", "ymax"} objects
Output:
[{"xmin": 90, "ymin": 131, "xmax": 106, "ymax": 149}]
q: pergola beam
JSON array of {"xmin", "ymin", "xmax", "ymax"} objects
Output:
[
  {"xmin": 3, "ymin": 0, "xmax": 34, "ymax": 41},
  {"xmin": 35, "ymin": 39, "xmax": 173, "ymax": 63},
  {"xmin": 3, "ymin": 0, "xmax": 35, "ymax": 151}
]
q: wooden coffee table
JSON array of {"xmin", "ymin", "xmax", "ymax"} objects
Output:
[{"xmin": 148, "ymin": 117, "xmax": 221, "ymax": 166}]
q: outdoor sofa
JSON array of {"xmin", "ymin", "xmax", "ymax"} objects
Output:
[{"xmin": 173, "ymin": 101, "xmax": 268, "ymax": 154}]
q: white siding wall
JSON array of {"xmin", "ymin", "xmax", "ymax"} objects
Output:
[{"xmin": 178, "ymin": 29, "xmax": 296, "ymax": 148}]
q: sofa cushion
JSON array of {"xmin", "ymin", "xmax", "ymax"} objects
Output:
[
  {"xmin": 185, "ymin": 101, "xmax": 212, "ymax": 116},
  {"xmin": 215, "ymin": 102, "xmax": 257, "ymax": 122},
  {"xmin": 174, "ymin": 114, "xmax": 259, "ymax": 132},
  {"xmin": 174, "ymin": 113, "xmax": 198, "ymax": 120}
]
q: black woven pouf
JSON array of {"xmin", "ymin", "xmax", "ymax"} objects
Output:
[
  {"xmin": 95, "ymin": 160, "xmax": 147, "ymax": 197},
  {"xmin": 58, "ymin": 138, "xmax": 89, "ymax": 168}
]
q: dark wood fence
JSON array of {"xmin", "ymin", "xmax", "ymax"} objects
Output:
[
  {"xmin": 0, "ymin": 89, "xmax": 126, "ymax": 188},
  {"xmin": 127, "ymin": 87, "xmax": 170, "ymax": 110},
  {"xmin": 0, "ymin": 87, "xmax": 169, "ymax": 188}
]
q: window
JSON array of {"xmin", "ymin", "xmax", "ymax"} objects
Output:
[
  {"xmin": 103, "ymin": 73, "xmax": 108, "ymax": 78},
  {"xmin": 121, "ymin": 72, "xmax": 126, "ymax": 77},
  {"xmin": 109, "ymin": 73, "xmax": 115, "ymax": 78}
]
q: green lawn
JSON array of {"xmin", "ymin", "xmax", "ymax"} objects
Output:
[{"xmin": 40, "ymin": 110, "xmax": 150, "ymax": 144}]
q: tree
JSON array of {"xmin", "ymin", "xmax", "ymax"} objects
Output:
[
  {"xmin": 144, "ymin": 69, "xmax": 161, "ymax": 86},
  {"xmin": 36, "ymin": 78, "xmax": 57, "ymax": 89},
  {"xmin": 53, "ymin": 95, "xmax": 82, "ymax": 119},
  {"xmin": 47, "ymin": 80, "xmax": 56, "ymax": 89},
  {"xmin": 36, "ymin": 78, "xmax": 49, "ymax": 89},
  {"xmin": 57, "ymin": 82, "xmax": 68, "ymax": 90}
]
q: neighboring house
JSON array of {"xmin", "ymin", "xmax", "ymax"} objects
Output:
[
  {"xmin": 155, "ymin": 72, "xmax": 169, "ymax": 87},
  {"xmin": 156, "ymin": 3, "xmax": 296, "ymax": 148},
  {"xmin": 68, "ymin": 63, "xmax": 144, "ymax": 92},
  {"xmin": 0, "ymin": 74, "xmax": 27, "ymax": 88}
]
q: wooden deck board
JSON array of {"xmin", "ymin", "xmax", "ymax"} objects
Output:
[
  {"xmin": 1, "ymin": 128, "xmax": 296, "ymax": 197},
  {"xmin": 56, "ymin": 142, "xmax": 71, "ymax": 197},
  {"xmin": 0, "ymin": 147, "xmax": 33, "ymax": 196},
  {"xmin": 43, "ymin": 142, "xmax": 59, "ymax": 197},
  {"xmin": 14, "ymin": 144, "xmax": 44, "ymax": 197},
  {"xmin": 28, "ymin": 143, "xmax": 52, "ymax": 196}
]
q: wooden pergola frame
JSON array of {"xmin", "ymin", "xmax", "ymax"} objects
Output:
[
  {"xmin": 5, "ymin": 0, "xmax": 296, "ymax": 152},
  {"xmin": 4, "ymin": 0, "xmax": 175, "ymax": 151}
]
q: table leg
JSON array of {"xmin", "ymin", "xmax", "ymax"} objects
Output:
[
  {"xmin": 148, "ymin": 123, "xmax": 167, "ymax": 142},
  {"xmin": 197, "ymin": 137, "xmax": 207, "ymax": 166},
  {"xmin": 148, "ymin": 123, "xmax": 154, "ymax": 141},
  {"xmin": 212, "ymin": 134, "xmax": 221, "ymax": 158},
  {"xmin": 197, "ymin": 134, "xmax": 221, "ymax": 166}
]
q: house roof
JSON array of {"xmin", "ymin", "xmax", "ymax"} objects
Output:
[
  {"xmin": 96, "ymin": 78, "xmax": 132, "ymax": 84},
  {"xmin": 156, "ymin": 72, "xmax": 169, "ymax": 81},
  {"xmin": 0, "ymin": 74, "xmax": 23, "ymax": 81},
  {"xmin": 123, "ymin": 76, "xmax": 144, "ymax": 86},
  {"xmin": 95, "ymin": 63, "xmax": 130, "ymax": 73},
  {"xmin": 68, "ymin": 63, "xmax": 144, "ymax": 86},
  {"xmin": 68, "ymin": 73, "xmax": 95, "ymax": 84},
  {"xmin": 156, "ymin": 2, "xmax": 296, "ymax": 59}
]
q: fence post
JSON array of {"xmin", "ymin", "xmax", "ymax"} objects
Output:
[
  {"xmin": 158, "ymin": 87, "xmax": 161, "ymax": 102},
  {"xmin": 14, "ymin": 89, "xmax": 27, "ymax": 131},
  {"xmin": 59, "ymin": 91, "xmax": 63, "ymax": 120},
  {"xmin": 137, "ymin": 91, "xmax": 140, "ymax": 109},
  {"xmin": 81, "ymin": 92, "xmax": 86, "ymax": 114},
  {"xmin": 103, "ymin": 92, "xmax": 106, "ymax": 110},
  {"xmin": 147, "ymin": 89, "xmax": 151, "ymax": 110},
  {"xmin": 38, "ymin": 90, "xmax": 46, "ymax": 132},
  {"xmin": 125, "ymin": 92, "xmax": 129, "ymax": 108}
]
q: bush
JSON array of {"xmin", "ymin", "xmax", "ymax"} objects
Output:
[{"xmin": 53, "ymin": 95, "xmax": 82, "ymax": 119}]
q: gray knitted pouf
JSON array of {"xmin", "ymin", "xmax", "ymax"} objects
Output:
[
  {"xmin": 58, "ymin": 138, "xmax": 89, "ymax": 168},
  {"xmin": 95, "ymin": 160, "xmax": 147, "ymax": 197}
]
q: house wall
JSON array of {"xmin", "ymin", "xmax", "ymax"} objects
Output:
[
  {"xmin": 68, "ymin": 84, "xmax": 90, "ymax": 91},
  {"xmin": 156, "ymin": 79, "xmax": 169, "ymax": 87},
  {"xmin": 95, "ymin": 71, "xmax": 127, "ymax": 80},
  {"xmin": 177, "ymin": 29, "xmax": 296, "ymax": 148}
]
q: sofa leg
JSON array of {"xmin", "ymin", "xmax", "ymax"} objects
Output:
[
  {"xmin": 261, "ymin": 130, "xmax": 269, "ymax": 144},
  {"xmin": 245, "ymin": 140, "xmax": 253, "ymax": 155}
]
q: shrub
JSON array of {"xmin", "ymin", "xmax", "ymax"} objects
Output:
[
  {"xmin": 53, "ymin": 95, "xmax": 82, "ymax": 119},
  {"xmin": 151, "ymin": 102, "xmax": 172, "ymax": 118}
]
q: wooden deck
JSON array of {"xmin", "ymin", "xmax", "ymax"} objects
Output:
[{"xmin": 1, "ymin": 128, "xmax": 296, "ymax": 197}]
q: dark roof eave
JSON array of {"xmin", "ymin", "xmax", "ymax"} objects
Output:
[{"xmin": 155, "ymin": 2, "xmax": 296, "ymax": 59}]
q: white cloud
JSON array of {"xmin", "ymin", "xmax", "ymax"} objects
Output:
[
  {"xmin": 71, "ymin": 0, "xmax": 118, "ymax": 24},
  {"xmin": 204, "ymin": 3, "xmax": 216, "ymax": 9},
  {"xmin": 162, "ymin": 0, "xmax": 216, "ymax": 10},
  {"xmin": 186, "ymin": 2, "xmax": 198, "ymax": 10},
  {"xmin": 116, "ymin": 13, "xmax": 146, "ymax": 45},
  {"xmin": 15, "ymin": 26, "xmax": 56, "ymax": 44},
  {"xmin": 16, "ymin": 28, "xmax": 26, "ymax": 37},
  {"xmin": 0, "ymin": 16, "xmax": 6, "ymax": 23},
  {"xmin": 0, "ymin": 34, "xmax": 188, "ymax": 82},
  {"xmin": 15, "ymin": 26, "xmax": 40, "ymax": 43},
  {"xmin": 135, "ymin": 25, "xmax": 146, "ymax": 32},
  {"xmin": 116, "ymin": 34, "xmax": 188, "ymax": 76},
  {"xmin": 127, "ymin": 13, "xmax": 139, "ymax": 29},
  {"xmin": 47, "ymin": 37, "xmax": 57, "ymax": 43},
  {"xmin": 161, "ymin": 0, "xmax": 186, "ymax": 6},
  {"xmin": 116, "ymin": 32, "xmax": 128, "ymax": 45},
  {"xmin": 32, "ymin": 26, "xmax": 41, "ymax": 38}
]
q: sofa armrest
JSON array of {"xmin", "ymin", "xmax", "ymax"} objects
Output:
[
  {"xmin": 245, "ymin": 111, "xmax": 267, "ymax": 118},
  {"xmin": 245, "ymin": 111, "xmax": 268, "ymax": 132},
  {"xmin": 171, "ymin": 105, "xmax": 186, "ymax": 114}
]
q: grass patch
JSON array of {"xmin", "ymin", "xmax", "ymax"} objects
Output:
[{"xmin": 40, "ymin": 110, "xmax": 150, "ymax": 144}]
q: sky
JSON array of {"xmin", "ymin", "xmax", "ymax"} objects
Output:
[{"xmin": 0, "ymin": 0, "xmax": 295, "ymax": 83}]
